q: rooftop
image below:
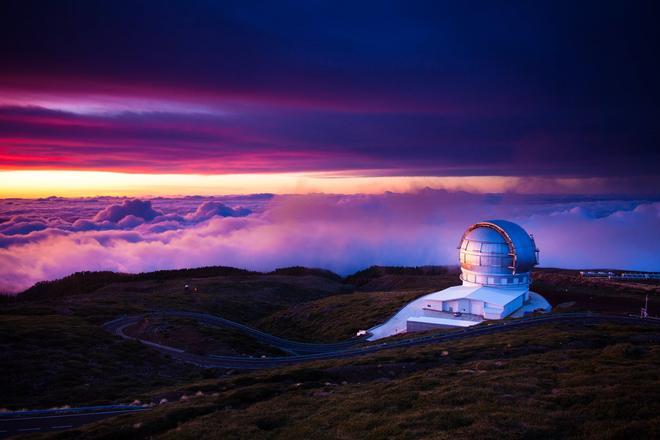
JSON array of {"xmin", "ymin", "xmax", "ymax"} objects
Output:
[{"xmin": 426, "ymin": 284, "xmax": 526, "ymax": 306}]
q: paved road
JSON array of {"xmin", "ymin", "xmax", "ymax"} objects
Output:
[
  {"xmin": 6, "ymin": 312, "xmax": 658, "ymax": 437},
  {"xmin": 104, "ymin": 311, "xmax": 660, "ymax": 369},
  {"xmin": 0, "ymin": 407, "xmax": 148, "ymax": 439},
  {"xmin": 104, "ymin": 310, "xmax": 364, "ymax": 355}
]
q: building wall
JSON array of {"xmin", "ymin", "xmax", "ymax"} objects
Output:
[
  {"xmin": 442, "ymin": 300, "xmax": 459, "ymax": 313},
  {"xmin": 438, "ymin": 291, "xmax": 525, "ymax": 319},
  {"xmin": 461, "ymin": 269, "xmax": 531, "ymax": 287},
  {"xmin": 483, "ymin": 306, "xmax": 504, "ymax": 319},
  {"xmin": 502, "ymin": 294, "xmax": 524, "ymax": 317},
  {"xmin": 442, "ymin": 300, "xmax": 471, "ymax": 313},
  {"xmin": 470, "ymin": 300, "xmax": 484, "ymax": 316},
  {"xmin": 407, "ymin": 320, "xmax": 457, "ymax": 332},
  {"xmin": 423, "ymin": 299, "xmax": 443, "ymax": 311}
]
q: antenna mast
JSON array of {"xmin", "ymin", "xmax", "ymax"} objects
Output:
[{"xmin": 641, "ymin": 294, "xmax": 649, "ymax": 319}]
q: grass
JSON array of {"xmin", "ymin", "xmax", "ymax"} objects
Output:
[
  {"xmin": 257, "ymin": 289, "xmax": 437, "ymax": 342},
  {"xmin": 0, "ymin": 268, "xmax": 352, "ymax": 409},
  {"xmin": 532, "ymin": 268, "xmax": 660, "ymax": 315},
  {"xmin": 34, "ymin": 321, "xmax": 660, "ymax": 439},
  {"xmin": 3, "ymin": 264, "xmax": 659, "ymax": 435},
  {"xmin": 16, "ymin": 267, "xmax": 257, "ymax": 301},
  {"xmin": 0, "ymin": 315, "xmax": 207, "ymax": 409},
  {"xmin": 126, "ymin": 316, "xmax": 286, "ymax": 356},
  {"xmin": 0, "ymin": 271, "xmax": 350, "ymax": 326},
  {"xmin": 256, "ymin": 267, "xmax": 460, "ymax": 342}
]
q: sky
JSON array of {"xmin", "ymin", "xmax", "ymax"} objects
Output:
[
  {"xmin": 0, "ymin": 1, "xmax": 658, "ymax": 288},
  {"xmin": 0, "ymin": 0, "xmax": 658, "ymax": 195}
]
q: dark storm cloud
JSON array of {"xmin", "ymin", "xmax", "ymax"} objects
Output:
[{"xmin": 0, "ymin": 1, "xmax": 658, "ymax": 177}]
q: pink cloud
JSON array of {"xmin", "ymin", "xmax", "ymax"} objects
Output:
[
  {"xmin": 185, "ymin": 201, "xmax": 252, "ymax": 222},
  {"xmin": 0, "ymin": 192, "xmax": 658, "ymax": 293},
  {"xmin": 93, "ymin": 199, "xmax": 161, "ymax": 223}
]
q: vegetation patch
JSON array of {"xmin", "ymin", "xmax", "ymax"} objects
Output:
[
  {"xmin": 0, "ymin": 315, "xmax": 204, "ymax": 409},
  {"xmin": 124, "ymin": 316, "xmax": 285, "ymax": 356},
  {"xmin": 36, "ymin": 322, "xmax": 660, "ymax": 439}
]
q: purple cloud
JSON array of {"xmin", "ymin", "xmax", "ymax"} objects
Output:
[
  {"xmin": 71, "ymin": 219, "xmax": 116, "ymax": 232},
  {"xmin": 93, "ymin": 199, "xmax": 162, "ymax": 223},
  {"xmin": 0, "ymin": 192, "xmax": 658, "ymax": 293},
  {"xmin": 117, "ymin": 215, "xmax": 145, "ymax": 229},
  {"xmin": 0, "ymin": 218, "xmax": 47, "ymax": 235},
  {"xmin": 186, "ymin": 201, "xmax": 251, "ymax": 222}
]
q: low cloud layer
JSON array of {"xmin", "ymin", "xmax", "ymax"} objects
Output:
[{"xmin": 0, "ymin": 191, "xmax": 658, "ymax": 293}]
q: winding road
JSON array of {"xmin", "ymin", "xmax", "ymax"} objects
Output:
[
  {"xmin": 103, "ymin": 310, "xmax": 660, "ymax": 369},
  {"xmin": 104, "ymin": 310, "xmax": 362, "ymax": 356},
  {"xmin": 4, "ymin": 311, "xmax": 657, "ymax": 437}
]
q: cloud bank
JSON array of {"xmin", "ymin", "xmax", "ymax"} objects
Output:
[{"xmin": 0, "ymin": 191, "xmax": 658, "ymax": 293}]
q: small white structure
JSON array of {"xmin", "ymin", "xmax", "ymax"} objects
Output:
[{"xmin": 367, "ymin": 220, "xmax": 551, "ymax": 340}]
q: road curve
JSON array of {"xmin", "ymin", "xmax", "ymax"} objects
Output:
[
  {"xmin": 103, "ymin": 311, "xmax": 660, "ymax": 370},
  {"xmin": 7, "ymin": 313, "xmax": 657, "ymax": 437}
]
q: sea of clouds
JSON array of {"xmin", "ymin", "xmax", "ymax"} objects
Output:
[{"xmin": 1, "ymin": 190, "xmax": 658, "ymax": 293}]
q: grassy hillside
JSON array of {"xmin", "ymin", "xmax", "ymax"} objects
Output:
[
  {"xmin": 34, "ymin": 321, "xmax": 660, "ymax": 439},
  {"xmin": 0, "ymin": 268, "xmax": 351, "ymax": 409},
  {"xmin": 124, "ymin": 316, "xmax": 286, "ymax": 356},
  {"xmin": 3, "ymin": 265, "xmax": 658, "ymax": 416},
  {"xmin": 1, "ymin": 270, "xmax": 351, "ymax": 326},
  {"xmin": 16, "ymin": 267, "xmax": 257, "ymax": 301},
  {"xmin": 346, "ymin": 265, "xmax": 458, "ymax": 292},
  {"xmin": 532, "ymin": 268, "xmax": 660, "ymax": 314},
  {"xmin": 257, "ymin": 289, "xmax": 438, "ymax": 342},
  {"xmin": 257, "ymin": 267, "xmax": 461, "ymax": 341},
  {"xmin": 0, "ymin": 315, "xmax": 206, "ymax": 409}
]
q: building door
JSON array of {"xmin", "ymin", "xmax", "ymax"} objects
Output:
[{"xmin": 458, "ymin": 299, "xmax": 470, "ymax": 313}]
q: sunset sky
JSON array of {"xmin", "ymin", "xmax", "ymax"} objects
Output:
[
  {"xmin": 1, "ymin": 1, "xmax": 658, "ymax": 291},
  {"xmin": 1, "ymin": 1, "xmax": 658, "ymax": 196}
]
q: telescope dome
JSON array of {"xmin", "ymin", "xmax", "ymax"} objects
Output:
[{"xmin": 458, "ymin": 220, "xmax": 538, "ymax": 286}]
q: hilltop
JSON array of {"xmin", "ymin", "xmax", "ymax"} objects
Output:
[
  {"xmin": 26, "ymin": 321, "xmax": 660, "ymax": 439},
  {"xmin": 1, "ymin": 265, "xmax": 658, "ymax": 438}
]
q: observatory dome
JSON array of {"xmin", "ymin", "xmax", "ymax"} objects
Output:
[{"xmin": 458, "ymin": 220, "xmax": 539, "ymax": 287}]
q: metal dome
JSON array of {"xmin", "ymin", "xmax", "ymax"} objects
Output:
[{"xmin": 458, "ymin": 220, "xmax": 539, "ymax": 287}]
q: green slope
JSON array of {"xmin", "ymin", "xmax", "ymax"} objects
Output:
[{"xmin": 33, "ymin": 321, "xmax": 660, "ymax": 439}]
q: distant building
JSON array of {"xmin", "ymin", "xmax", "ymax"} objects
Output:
[
  {"xmin": 580, "ymin": 271, "xmax": 660, "ymax": 280},
  {"xmin": 622, "ymin": 273, "xmax": 660, "ymax": 280},
  {"xmin": 367, "ymin": 220, "xmax": 551, "ymax": 340}
]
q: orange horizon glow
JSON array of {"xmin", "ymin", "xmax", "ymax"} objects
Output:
[{"xmin": 0, "ymin": 169, "xmax": 635, "ymax": 198}]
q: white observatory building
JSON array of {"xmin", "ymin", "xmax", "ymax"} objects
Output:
[{"xmin": 367, "ymin": 220, "xmax": 551, "ymax": 340}]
